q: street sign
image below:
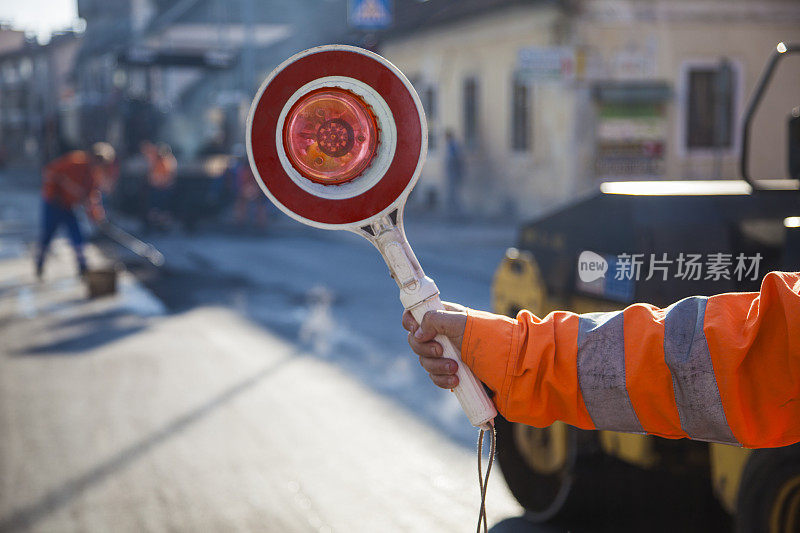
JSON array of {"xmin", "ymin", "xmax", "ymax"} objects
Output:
[
  {"xmin": 348, "ymin": 0, "xmax": 393, "ymax": 30},
  {"xmin": 516, "ymin": 46, "xmax": 576, "ymax": 81}
]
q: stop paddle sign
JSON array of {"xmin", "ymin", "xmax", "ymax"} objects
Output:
[{"xmin": 246, "ymin": 45, "xmax": 496, "ymax": 430}]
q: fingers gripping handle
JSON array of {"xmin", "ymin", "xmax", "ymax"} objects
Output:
[{"xmin": 409, "ymin": 296, "xmax": 497, "ymax": 430}]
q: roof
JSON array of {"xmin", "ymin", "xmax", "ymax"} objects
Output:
[
  {"xmin": 147, "ymin": 0, "xmax": 346, "ymax": 32},
  {"xmin": 381, "ymin": 0, "xmax": 554, "ymax": 40}
]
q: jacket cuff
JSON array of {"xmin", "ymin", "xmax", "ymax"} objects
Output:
[{"xmin": 463, "ymin": 309, "xmax": 519, "ymax": 405}]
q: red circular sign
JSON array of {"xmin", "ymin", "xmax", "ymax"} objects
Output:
[{"xmin": 248, "ymin": 49, "xmax": 423, "ymax": 226}]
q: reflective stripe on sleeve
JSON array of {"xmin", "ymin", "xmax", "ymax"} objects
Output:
[
  {"xmin": 577, "ymin": 312, "xmax": 645, "ymax": 433},
  {"xmin": 663, "ymin": 297, "xmax": 740, "ymax": 445}
]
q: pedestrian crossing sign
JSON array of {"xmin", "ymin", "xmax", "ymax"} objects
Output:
[{"xmin": 348, "ymin": 0, "xmax": 392, "ymax": 30}]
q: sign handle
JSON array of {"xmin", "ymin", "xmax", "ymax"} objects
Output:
[{"xmin": 365, "ymin": 214, "xmax": 498, "ymax": 430}]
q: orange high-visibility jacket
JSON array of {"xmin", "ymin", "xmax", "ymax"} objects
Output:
[
  {"xmin": 461, "ymin": 271, "xmax": 800, "ymax": 448},
  {"xmin": 42, "ymin": 151, "xmax": 105, "ymax": 221}
]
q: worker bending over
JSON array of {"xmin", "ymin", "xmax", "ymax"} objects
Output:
[
  {"xmin": 36, "ymin": 143, "xmax": 116, "ymax": 278},
  {"xmin": 402, "ymin": 271, "xmax": 800, "ymax": 449}
]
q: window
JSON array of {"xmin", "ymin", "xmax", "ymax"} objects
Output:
[
  {"xmin": 422, "ymin": 86, "xmax": 437, "ymax": 150},
  {"xmin": 463, "ymin": 77, "xmax": 478, "ymax": 146},
  {"xmin": 422, "ymin": 86, "xmax": 436, "ymax": 120},
  {"xmin": 684, "ymin": 61, "xmax": 737, "ymax": 150},
  {"xmin": 511, "ymin": 77, "xmax": 532, "ymax": 152},
  {"xmin": 409, "ymin": 77, "xmax": 438, "ymax": 150}
]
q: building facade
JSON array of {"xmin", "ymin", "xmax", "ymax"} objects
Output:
[
  {"xmin": 381, "ymin": 0, "xmax": 800, "ymax": 218},
  {"xmin": 0, "ymin": 28, "xmax": 81, "ymax": 168}
]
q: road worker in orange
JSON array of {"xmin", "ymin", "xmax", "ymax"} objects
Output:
[
  {"xmin": 402, "ymin": 271, "xmax": 800, "ymax": 449},
  {"xmin": 141, "ymin": 141, "xmax": 178, "ymax": 230},
  {"xmin": 35, "ymin": 143, "xmax": 116, "ymax": 279}
]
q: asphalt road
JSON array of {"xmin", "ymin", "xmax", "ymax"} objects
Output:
[
  {"xmin": 0, "ymin": 184, "xmax": 530, "ymax": 533},
  {"xmin": 0, "ymin": 180, "xmax": 731, "ymax": 532}
]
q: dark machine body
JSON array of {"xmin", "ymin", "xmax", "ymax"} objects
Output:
[{"xmin": 490, "ymin": 43, "xmax": 800, "ymax": 531}]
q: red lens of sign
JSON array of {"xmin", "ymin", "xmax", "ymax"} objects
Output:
[{"xmin": 282, "ymin": 88, "xmax": 379, "ymax": 185}]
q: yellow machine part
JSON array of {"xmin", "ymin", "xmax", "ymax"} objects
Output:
[
  {"xmin": 599, "ymin": 431, "xmax": 659, "ymax": 469},
  {"xmin": 492, "ymin": 248, "xmax": 548, "ymax": 318},
  {"xmin": 771, "ymin": 474, "xmax": 800, "ymax": 533},
  {"xmin": 514, "ymin": 421, "xmax": 570, "ymax": 474},
  {"xmin": 710, "ymin": 443, "xmax": 752, "ymax": 514}
]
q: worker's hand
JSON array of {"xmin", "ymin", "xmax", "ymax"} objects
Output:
[{"xmin": 402, "ymin": 302, "xmax": 468, "ymax": 389}]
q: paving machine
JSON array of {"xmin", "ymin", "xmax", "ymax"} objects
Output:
[{"xmin": 491, "ymin": 43, "xmax": 800, "ymax": 531}]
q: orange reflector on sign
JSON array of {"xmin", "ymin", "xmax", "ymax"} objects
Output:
[{"xmin": 282, "ymin": 87, "xmax": 379, "ymax": 185}]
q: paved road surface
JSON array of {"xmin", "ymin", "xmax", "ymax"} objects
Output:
[
  {"xmin": 0, "ymin": 185, "xmax": 531, "ymax": 532},
  {"xmin": 0, "ymin": 180, "xmax": 730, "ymax": 532}
]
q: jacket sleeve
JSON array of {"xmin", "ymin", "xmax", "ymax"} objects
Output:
[{"xmin": 461, "ymin": 271, "xmax": 800, "ymax": 448}]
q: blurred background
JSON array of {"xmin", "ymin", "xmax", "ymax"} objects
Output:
[{"xmin": 0, "ymin": 1, "xmax": 798, "ymax": 532}]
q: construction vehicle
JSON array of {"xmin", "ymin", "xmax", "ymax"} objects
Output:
[{"xmin": 491, "ymin": 43, "xmax": 800, "ymax": 531}]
